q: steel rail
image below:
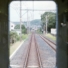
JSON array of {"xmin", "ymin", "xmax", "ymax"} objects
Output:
[
  {"xmin": 42, "ymin": 35, "xmax": 56, "ymax": 45},
  {"xmin": 34, "ymin": 34, "xmax": 43, "ymax": 68},
  {"xmin": 23, "ymin": 34, "xmax": 32, "ymax": 68},
  {"xmin": 39, "ymin": 35, "xmax": 56, "ymax": 51},
  {"xmin": 23, "ymin": 33, "xmax": 43, "ymax": 68}
]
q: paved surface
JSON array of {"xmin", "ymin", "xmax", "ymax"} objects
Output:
[
  {"xmin": 36, "ymin": 34, "xmax": 56, "ymax": 68},
  {"xmin": 10, "ymin": 37, "xmax": 31, "ymax": 68}
]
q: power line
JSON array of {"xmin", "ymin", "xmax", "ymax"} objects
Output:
[{"xmin": 21, "ymin": 9, "xmax": 56, "ymax": 11}]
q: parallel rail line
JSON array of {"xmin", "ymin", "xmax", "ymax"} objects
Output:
[
  {"xmin": 39, "ymin": 35, "xmax": 56, "ymax": 51},
  {"xmin": 43, "ymin": 36, "xmax": 56, "ymax": 45}
]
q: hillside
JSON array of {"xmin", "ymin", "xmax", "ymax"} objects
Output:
[
  {"xmin": 12, "ymin": 19, "xmax": 41, "ymax": 28},
  {"xmin": 30, "ymin": 19, "xmax": 41, "ymax": 26}
]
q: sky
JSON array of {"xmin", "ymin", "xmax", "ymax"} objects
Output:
[{"xmin": 9, "ymin": 1, "xmax": 56, "ymax": 22}]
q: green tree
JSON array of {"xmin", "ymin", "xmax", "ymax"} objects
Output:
[
  {"xmin": 41, "ymin": 12, "xmax": 56, "ymax": 32},
  {"xmin": 10, "ymin": 31, "xmax": 19, "ymax": 43},
  {"xmin": 14, "ymin": 24, "xmax": 27, "ymax": 34},
  {"xmin": 21, "ymin": 25, "xmax": 27, "ymax": 34},
  {"xmin": 14, "ymin": 24, "xmax": 20, "ymax": 29}
]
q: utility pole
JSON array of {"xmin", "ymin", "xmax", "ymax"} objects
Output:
[
  {"xmin": 20, "ymin": 1, "xmax": 22, "ymax": 41},
  {"xmin": 46, "ymin": 15, "xmax": 48, "ymax": 34},
  {"xmin": 27, "ymin": 10, "xmax": 29, "ymax": 34}
]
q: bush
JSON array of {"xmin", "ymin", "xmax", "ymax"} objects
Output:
[
  {"xmin": 21, "ymin": 25, "xmax": 27, "ymax": 34},
  {"xmin": 22, "ymin": 34, "xmax": 28, "ymax": 40},
  {"xmin": 10, "ymin": 31, "xmax": 20, "ymax": 44}
]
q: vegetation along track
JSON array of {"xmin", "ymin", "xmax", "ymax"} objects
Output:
[
  {"xmin": 39, "ymin": 35, "xmax": 56, "ymax": 52},
  {"xmin": 23, "ymin": 33, "xmax": 43, "ymax": 68}
]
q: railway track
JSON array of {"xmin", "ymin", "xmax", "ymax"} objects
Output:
[
  {"xmin": 10, "ymin": 33, "xmax": 56, "ymax": 68},
  {"xmin": 23, "ymin": 33, "xmax": 43, "ymax": 68},
  {"xmin": 39, "ymin": 35, "xmax": 56, "ymax": 51}
]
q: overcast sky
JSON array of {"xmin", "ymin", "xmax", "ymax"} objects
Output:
[{"xmin": 9, "ymin": 1, "xmax": 56, "ymax": 22}]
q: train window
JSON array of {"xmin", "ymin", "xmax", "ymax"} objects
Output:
[{"xmin": 9, "ymin": 1, "xmax": 57, "ymax": 68}]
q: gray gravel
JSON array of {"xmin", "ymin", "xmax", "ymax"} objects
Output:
[
  {"xmin": 45, "ymin": 35, "xmax": 56, "ymax": 44},
  {"xmin": 10, "ymin": 34, "xmax": 56, "ymax": 68},
  {"xmin": 35, "ymin": 34, "xmax": 56, "ymax": 68},
  {"xmin": 10, "ymin": 36, "xmax": 31, "ymax": 68}
]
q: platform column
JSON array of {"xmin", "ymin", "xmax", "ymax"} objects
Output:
[{"xmin": 56, "ymin": 0, "xmax": 68, "ymax": 68}]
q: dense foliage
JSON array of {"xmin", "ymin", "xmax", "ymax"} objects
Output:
[
  {"xmin": 41, "ymin": 12, "xmax": 56, "ymax": 32},
  {"xmin": 21, "ymin": 25, "xmax": 27, "ymax": 34},
  {"xmin": 10, "ymin": 31, "xmax": 20, "ymax": 43},
  {"xmin": 14, "ymin": 24, "xmax": 27, "ymax": 34}
]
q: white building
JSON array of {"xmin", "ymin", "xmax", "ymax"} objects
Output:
[
  {"xmin": 9, "ymin": 22, "xmax": 15, "ymax": 31},
  {"xmin": 51, "ymin": 28, "xmax": 56, "ymax": 35}
]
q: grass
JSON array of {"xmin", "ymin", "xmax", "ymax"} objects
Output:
[
  {"xmin": 22, "ymin": 34, "xmax": 28, "ymax": 40},
  {"xmin": 36, "ymin": 30, "xmax": 42, "ymax": 34},
  {"xmin": 9, "ymin": 34, "xmax": 28, "ymax": 56},
  {"xmin": 45, "ymin": 33, "xmax": 56, "ymax": 41}
]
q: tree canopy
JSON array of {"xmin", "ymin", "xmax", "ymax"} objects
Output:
[
  {"xmin": 14, "ymin": 24, "xmax": 20, "ymax": 29},
  {"xmin": 41, "ymin": 12, "xmax": 56, "ymax": 32},
  {"xmin": 14, "ymin": 24, "xmax": 27, "ymax": 34},
  {"xmin": 10, "ymin": 31, "xmax": 19, "ymax": 43},
  {"xmin": 21, "ymin": 25, "xmax": 27, "ymax": 34}
]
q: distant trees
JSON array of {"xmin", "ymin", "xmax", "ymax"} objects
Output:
[
  {"xmin": 21, "ymin": 25, "xmax": 27, "ymax": 34},
  {"xmin": 14, "ymin": 24, "xmax": 20, "ymax": 29},
  {"xmin": 14, "ymin": 24, "xmax": 27, "ymax": 34},
  {"xmin": 41, "ymin": 12, "xmax": 56, "ymax": 32}
]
